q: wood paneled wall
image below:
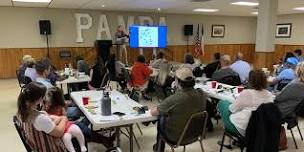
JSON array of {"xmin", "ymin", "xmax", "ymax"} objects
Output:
[{"xmin": 0, "ymin": 44, "xmax": 301, "ymax": 79}]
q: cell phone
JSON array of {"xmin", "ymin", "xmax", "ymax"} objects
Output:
[
  {"xmin": 142, "ymin": 106, "xmax": 148, "ymax": 111},
  {"xmin": 113, "ymin": 112, "xmax": 126, "ymax": 116}
]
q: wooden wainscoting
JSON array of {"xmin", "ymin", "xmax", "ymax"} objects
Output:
[{"xmin": 3, "ymin": 43, "xmax": 299, "ymax": 79}]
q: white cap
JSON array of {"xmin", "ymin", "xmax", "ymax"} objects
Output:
[{"xmin": 175, "ymin": 67, "xmax": 194, "ymax": 81}]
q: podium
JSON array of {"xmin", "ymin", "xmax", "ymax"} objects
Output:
[{"xmin": 95, "ymin": 40, "xmax": 112, "ymax": 64}]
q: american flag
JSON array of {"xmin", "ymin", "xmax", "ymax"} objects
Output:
[{"xmin": 193, "ymin": 24, "xmax": 205, "ymax": 58}]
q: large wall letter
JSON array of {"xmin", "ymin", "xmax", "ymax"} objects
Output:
[
  {"xmin": 75, "ymin": 13, "xmax": 92, "ymax": 43},
  {"xmin": 96, "ymin": 14, "xmax": 112, "ymax": 40},
  {"xmin": 159, "ymin": 17, "xmax": 166, "ymax": 26},
  {"xmin": 139, "ymin": 16, "xmax": 153, "ymax": 26}
]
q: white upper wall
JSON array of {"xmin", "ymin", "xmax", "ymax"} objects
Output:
[
  {"xmin": 0, "ymin": 7, "xmax": 257, "ymax": 48},
  {"xmin": 275, "ymin": 13, "xmax": 304, "ymax": 45}
]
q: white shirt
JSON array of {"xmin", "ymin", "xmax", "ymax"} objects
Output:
[
  {"xmin": 36, "ymin": 77, "xmax": 54, "ymax": 89},
  {"xmin": 24, "ymin": 67, "xmax": 38, "ymax": 81},
  {"xmin": 229, "ymin": 89, "xmax": 274, "ymax": 135},
  {"xmin": 230, "ymin": 60, "xmax": 251, "ymax": 83},
  {"xmin": 33, "ymin": 112, "xmax": 55, "ymax": 134}
]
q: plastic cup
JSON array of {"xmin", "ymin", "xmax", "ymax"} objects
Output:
[
  {"xmin": 211, "ymin": 81, "xmax": 217, "ymax": 89},
  {"xmin": 82, "ymin": 96, "xmax": 89, "ymax": 105},
  {"xmin": 237, "ymin": 86, "xmax": 244, "ymax": 93}
]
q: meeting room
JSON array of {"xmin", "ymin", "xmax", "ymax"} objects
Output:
[{"xmin": 2, "ymin": 0, "xmax": 304, "ymax": 152}]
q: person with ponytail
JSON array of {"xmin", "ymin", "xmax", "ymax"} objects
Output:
[{"xmin": 17, "ymin": 82, "xmax": 68, "ymax": 138}]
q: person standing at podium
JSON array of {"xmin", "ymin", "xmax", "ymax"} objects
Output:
[{"xmin": 115, "ymin": 25, "xmax": 129, "ymax": 65}]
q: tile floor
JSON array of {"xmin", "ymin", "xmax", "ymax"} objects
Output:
[{"xmin": 1, "ymin": 79, "xmax": 304, "ymax": 152}]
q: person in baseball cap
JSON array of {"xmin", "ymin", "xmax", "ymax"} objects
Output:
[
  {"xmin": 272, "ymin": 57, "xmax": 299, "ymax": 89},
  {"xmin": 150, "ymin": 67, "xmax": 206, "ymax": 152}
]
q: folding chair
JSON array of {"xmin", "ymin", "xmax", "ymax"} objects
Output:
[
  {"xmin": 13, "ymin": 116, "xmax": 32, "ymax": 152},
  {"xmin": 13, "ymin": 115, "xmax": 84, "ymax": 152},
  {"xmin": 16, "ymin": 70, "xmax": 26, "ymax": 92},
  {"xmin": 284, "ymin": 116, "xmax": 303, "ymax": 149},
  {"xmin": 158, "ymin": 111, "xmax": 208, "ymax": 152}
]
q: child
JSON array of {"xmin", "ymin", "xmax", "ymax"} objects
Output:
[{"xmin": 45, "ymin": 87, "xmax": 87, "ymax": 152}]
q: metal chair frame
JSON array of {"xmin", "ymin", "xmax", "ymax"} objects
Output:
[{"xmin": 159, "ymin": 111, "xmax": 208, "ymax": 152}]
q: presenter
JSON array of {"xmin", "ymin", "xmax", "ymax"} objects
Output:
[{"xmin": 115, "ymin": 25, "xmax": 129, "ymax": 65}]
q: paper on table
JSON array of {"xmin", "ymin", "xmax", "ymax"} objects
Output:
[{"xmin": 99, "ymin": 115, "xmax": 121, "ymax": 121}]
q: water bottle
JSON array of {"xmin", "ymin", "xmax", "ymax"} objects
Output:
[{"xmin": 101, "ymin": 91, "xmax": 111, "ymax": 116}]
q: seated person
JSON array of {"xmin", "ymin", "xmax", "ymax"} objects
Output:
[
  {"xmin": 35, "ymin": 59, "xmax": 53, "ymax": 89},
  {"xmin": 151, "ymin": 51, "xmax": 167, "ymax": 69},
  {"xmin": 39, "ymin": 58, "xmax": 60, "ymax": 85},
  {"xmin": 18, "ymin": 55, "xmax": 34, "ymax": 82},
  {"xmin": 203, "ymin": 53, "xmax": 221, "ymax": 78},
  {"xmin": 218, "ymin": 70, "xmax": 273, "ymax": 148},
  {"xmin": 17, "ymin": 82, "xmax": 70, "ymax": 151},
  {"xmin": 277, "ymin": 52, "xmax": 296, "ymax": 74},
  {"xmin": 212, "ymin": 55, "xmax": 240, "ymax": 84},
  {"xmin": 36, "ymin": 59, "xmax": 82, "ymax": 121},
  {"xmin": 181, "ymin": 53, "xmax": 196, "ymax": 70},
  {"xmin": 24, "ymin": 58, "xmax": 38, "ymax": 82},
  {"xmin": 155, "ymin": 62, "xmax": 174, "ymax": 97},
  {"xmin": 130, "ymin": 55, "xmax": 152, "ymax": 90},
  {"xmin": 294, "ymin": 49, "xmax": 304, "ymax": 62},
  {"xmin": 76, "ymin": 56, "xmax": 89, "ymax": 75},
  {"xmin": 271, "ymin": 57, "xmax": 298, "ymax": 88},
  {"xmin": 275, "ymin": 62, "xmax": 304, "ymax": 120},
  {"xmin": 107, "ymin": 54, "xmax": 125, "ymax": 81},
  {"xmin": 230, "ymin": 52, "xmax": 251, "ymax": 83},
  {"xmin": 45, "ymin": 87, "xmax": 86, "ymax": 152},
  {"xmin": 150, "ymin": 67, "xmax": 207, "ymax": 152},
  {"xmin": 88, "ymin": 57, "xmax": 107, "ymax": 90}
]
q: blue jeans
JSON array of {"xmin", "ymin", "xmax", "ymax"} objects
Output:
[{"xmin": 66, "ymin": 107, "xmax": 81, "ymax": 121}]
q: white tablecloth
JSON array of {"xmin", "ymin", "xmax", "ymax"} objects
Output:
[
  {"xmin": 194, "ymin": 81, "xmax": 239, "ymax": 103},
  {"xmin": 56, "ymin": 75, "xmax": 91, "ymax": 85},
  {"xmin": 70, "ymin": 90, "xmax": 157, "ymax": 129}
]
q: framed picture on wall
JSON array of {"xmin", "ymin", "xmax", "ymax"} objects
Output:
[
  {"xmin": 211, "ymin": 25, "xmax": 225, "ymax": 38},
  {"xmin": 276, "ymin": 23, "xmax": 292, "ymax": 38}
]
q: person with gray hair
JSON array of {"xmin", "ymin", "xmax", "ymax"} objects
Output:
[
  {"xmin": 212, "ymin": 54, "xmax": 240, "ymax": 85},
  {"xmin": 275, "ymin": 62, "xmax": 304, "ymax": 119},
  {"xmin": 230, "ymin": 52, "xmax": 251, "ymax": 83},
  {"xmin": 18, "ymin": 55, "xmax": 34, "ymax": 82}
]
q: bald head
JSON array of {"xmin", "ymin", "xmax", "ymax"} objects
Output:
[
  {"xmin": 237, "ymin": 52, "xmax": 244, "ymax": 60},
  {"xmin": 220, "ymin": 54, "xmax": 231, "ymax": 67}
]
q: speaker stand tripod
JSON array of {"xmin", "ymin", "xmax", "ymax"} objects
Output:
[
  {"xmin": 45, "ymin": 33, "xmax": 50, "ymax": 58},
  {"xmin": 186, "ymin": 35, "xmax": 189, "ymax": 52}
]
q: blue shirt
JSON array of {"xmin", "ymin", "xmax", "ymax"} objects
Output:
[
  {"xmin": 36, "ymin": 77, "xmax": 54, "ymax": 89},
  {"xmin": 230, "ymin": 60, "xmax": 251, "ymax": 83},
  {"xmin": 276, "ymin": 68, "xmax": 295, "ymax": 82}
]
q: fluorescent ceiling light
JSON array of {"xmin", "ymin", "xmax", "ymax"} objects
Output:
[
  {"xmin": 231, "ymin": 1, "xmax": 259, "ymax": 6},
  {"xmin": 12, "ymin": 0, "xmax": 51, "ymax": 2},
  {"xmin": 193, "ymin": 8, "xmax": 219, "ymax": 12},
  {"xmin": 293, "ymin": 7, "xmax": 304, "ymax": 11},
  {"xmin": 251, "ymin": 11, "xmax": 258, "ymax": 15}
]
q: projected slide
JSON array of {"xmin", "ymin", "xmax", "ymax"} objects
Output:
[
  {"xmin": 129, "ymin": 25, "xmax": 167, "ymax": 48},
  {"xmin": 138, "ymin": 26, "xmax": 158, "ymax": 47}
]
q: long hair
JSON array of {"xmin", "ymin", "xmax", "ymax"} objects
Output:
[
  {"xmin": 17, "ymin": 82, "xmax": 47, "ymax": 122},
  {"xmin": 296, "ymin": 62, "xmax": 304, "ymax": 83},
  {"xmin": 45, "ymin": 87, "xmax": 65, "ymax": 112},
  {"xmin": 157, "ymin": 62, "xmax": 170, "ymax": 86}
]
